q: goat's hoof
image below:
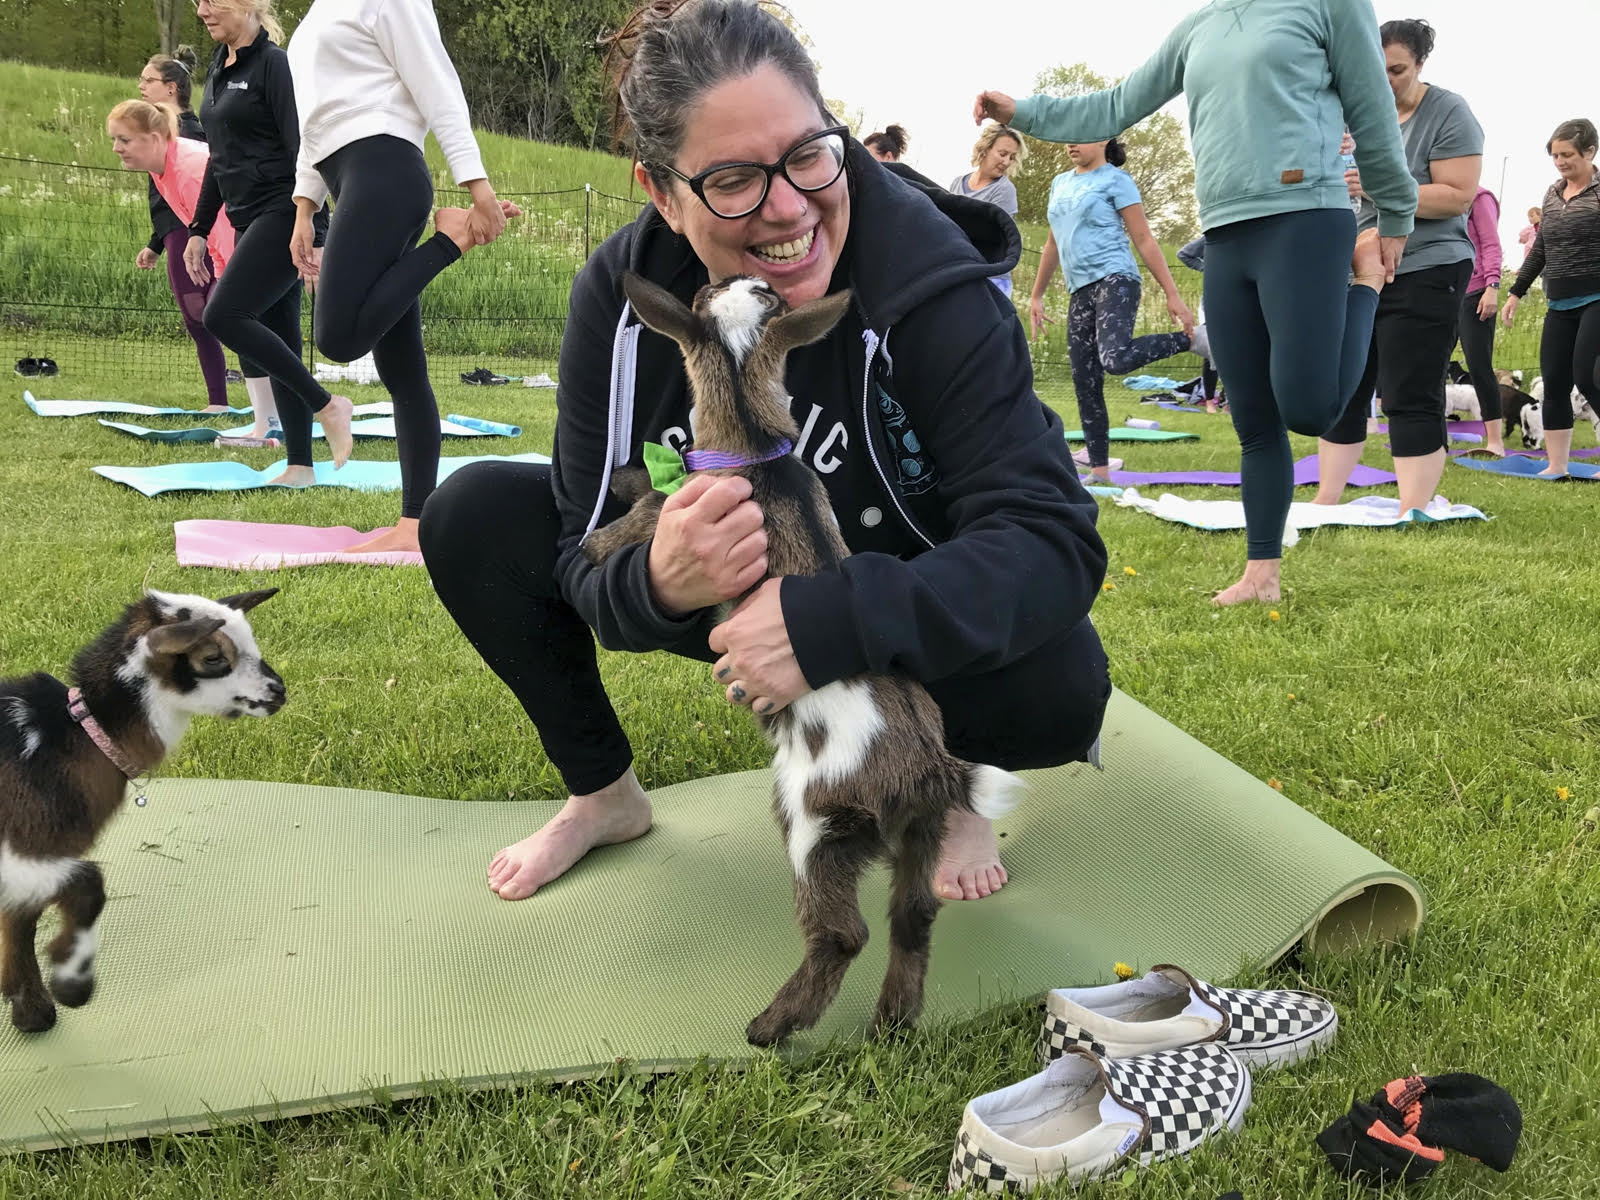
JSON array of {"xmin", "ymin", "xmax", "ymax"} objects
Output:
[
  {"xmin": 867, "ymin": 1012, "xmax": 916, "ymax": 1042},
  {"xmin": 9, "ymin": 997, "xmax": 57, "ymax": 1034},
  {"xmin": 746, "ymin": 1007, "xmax": 796, "ymax": 1048},
  {"xmin": 51, "ymin": 973, "xmax": 95, "ymax": 1008}
]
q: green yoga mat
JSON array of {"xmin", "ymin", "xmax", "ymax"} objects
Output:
[
  {"xmin": 0, "ymin": 690, "xmax": 1421, "ymax": 1153},
  {"xmin": 1065, "ymin": 428, "xmax": 1199, "ymax": 443}
]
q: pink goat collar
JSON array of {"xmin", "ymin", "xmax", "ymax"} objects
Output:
[{"xmin": 67, "ymin": 686, "xmax": 151, "ymax": 805}]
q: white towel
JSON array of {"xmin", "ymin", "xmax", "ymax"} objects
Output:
[{"xmin": 1114, "ymin": 489, "xmax": 1487, "ymax": 547}]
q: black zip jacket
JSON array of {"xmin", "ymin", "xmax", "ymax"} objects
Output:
[
  {"xmin": 146, "ymin": 110, "xmax": 206, "ymax": 256},
  {"xmin": 191, "ymin": 28, "xmax": 306, "ymax": 235},
  {"xmin": 550, "ymin": 140, "xmax": 1107, "ymax": 691},
  {"xmin": 1511, "ymin": 176, "xmax": 1600, "ymax": 303}
]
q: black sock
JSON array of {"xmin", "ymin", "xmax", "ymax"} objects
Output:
[{"xmin": 1318, "ymin": 1073, "xmax": 1521, "ymax": 1187}]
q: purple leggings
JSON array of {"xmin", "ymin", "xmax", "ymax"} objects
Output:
[{"xmin": 163, "ymin": 229, "xmax": 230, "ymax": 407}]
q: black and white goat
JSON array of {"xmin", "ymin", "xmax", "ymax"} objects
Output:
[
  {"xmin": 583, "ymin": 274, "xmax": 1023, "ymax": 1046},
  {"xmin": 0, "ymin": 589, "xmax": 285, "ymax": 1033}
]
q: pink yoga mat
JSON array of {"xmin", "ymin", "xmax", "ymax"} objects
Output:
[{"xmin": 174, "ymin": 520, "xmax": 423, "ymax": 569}]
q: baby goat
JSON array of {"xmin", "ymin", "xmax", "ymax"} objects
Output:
[
  {"xmin": 585, "ymin": 274, "xmax": 1023, "ymax": 1046},
  {"xmin": 0, "ymin": 589, "xmax": 285, "ymax": 1033}
]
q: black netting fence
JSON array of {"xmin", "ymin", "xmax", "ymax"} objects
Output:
[{"xmin": 1, "ymin": 153, "xmax": 1548, "ymax": 404}]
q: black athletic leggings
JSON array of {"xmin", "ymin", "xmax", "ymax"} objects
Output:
[
  {"xmin": 1537, "ymin": 298, "xmax": 1600, "ymax": 432},
  {"xmin": 419, "ymin": 461, "xmax": 1112, "ymax": 798},
  {"xmin": 203, "ymin": 208, "xmax": 332, "ymax": 467},
  {"xmin": 1324, "ymin": 260, "xmax": 1473, "ymax": 455},
  {"xmin": 316, "ymin": 136, "xmax": 462, "ymax": 518},
  {"xmin": 1455, "ymin": 287, "xmax": 1502, "ymax": 422}
]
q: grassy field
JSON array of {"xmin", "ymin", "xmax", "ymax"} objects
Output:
[{"xmin": 2, "ymin": 56, "xmax": 1598, "ymax": 1200}]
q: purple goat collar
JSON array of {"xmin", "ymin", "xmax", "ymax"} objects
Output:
[
  {"xmin": 683, "ymin": 438, "xmax": 793, "ymax": 472},
  {"xmin": 67, "ymin": 686, "xmax": 151, "ymax": 805}
]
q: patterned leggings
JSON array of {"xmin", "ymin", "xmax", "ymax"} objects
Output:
[{"xmin": 1067, "ymin": 274, "xmax": 1190, "ymax": 467}]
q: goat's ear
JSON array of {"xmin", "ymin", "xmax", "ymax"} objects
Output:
[
  {"xmin": 146, "ymin": 617, "xmax": 226, "ymax": 656},
  {"xmin": 216, "ymin": 588, "xmax": 278, "ymax": 613},
  {"xmin": 766, "ymin": 289, "xmax": 853, "ymax": 353},
  {"xmin": 623, "ymin": 272, "xmax": 703, "ymax": 347}
]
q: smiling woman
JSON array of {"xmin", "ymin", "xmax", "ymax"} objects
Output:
[{"xmin": 418, "ymin": 0, "xmax": 1111, "ymax": 912}]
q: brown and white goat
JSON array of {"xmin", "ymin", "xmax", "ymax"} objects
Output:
[
  {"xmin": 585, "ymin": 274, "xmax": 1023, "ymax": 1046},
  {"xmin": 0, "ymin": 589, "xmax": 285, "ymax": 1033}
]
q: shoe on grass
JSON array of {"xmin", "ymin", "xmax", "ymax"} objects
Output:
[
  {"xmin": 1039, "ymin": 964, "xmax": 1338, "ymax": 1070},
  {"xmin": 947, "ymin": 1042, "xmax": 1250, "ymax": 1193}
]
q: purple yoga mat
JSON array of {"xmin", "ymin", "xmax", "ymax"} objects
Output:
[
  {"xmin": 174, "ymin": 520, "xmax": 423, "ymax": 569},
  {"xmin": 1082, "ymin": 454, "xmax": 1398, "ymax": 488}
]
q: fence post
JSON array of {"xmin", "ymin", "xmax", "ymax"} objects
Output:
[{"xmin": 584, "ymin": 183, "xmax": 592, "ymax": 260}]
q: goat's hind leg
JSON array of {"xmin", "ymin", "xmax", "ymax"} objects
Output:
[
  {"xmin": 46, "ymin": 861, "xmax": 105, "ymax": 1008},
  {"xmin": 747, "ymin": 818, "xmax": 880, "ymax": 1048},
  {"xmin": 870, "ymin": 813, "xmax": 944, "ymax": 1039},
  {"xmin": 2, "ymin": 904, "xmax": 55, "ymax": 1033}
]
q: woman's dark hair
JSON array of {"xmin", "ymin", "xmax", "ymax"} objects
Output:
[
  {"xmin": 146, "ymin": 44, "xmax": 198, "ymax": 110},
  {"xmin": 605, "ymin": 0, "xmax": 832, "ymax": 188},
  {"xmin": 1105, "ymin": 136, "xmax": 1127, "ymax": 168},
  {"xmin": 864, "ymin": 124, "xmax": 909, "ymax": 159},
  {"xmin": 1380, "ymin": 18, "xmax": 1435, "ymax": 65},
  {"xmin": 1546, "ymin": 118, "xmax": 1599, "ymax": 157}
]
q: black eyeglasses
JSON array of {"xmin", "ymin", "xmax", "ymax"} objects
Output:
[{"xmin": 647, "ymin": 126, "xmax": 849, "ymax": 219}]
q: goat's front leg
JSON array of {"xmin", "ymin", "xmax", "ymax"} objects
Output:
[
  {"xmin": 46, "ymin": 862, "xmax": 106, "ymax": 1008},
  {"xmin": 871, "ymin": 814, "xmax": 944, "ymax": 1038},
  {"xmin": 580, "ymin": 473, "xmax": 666, "ymax": 566},
  {"xmin": 2, "ymin": 905, "xmax": 55, "ymax": 1033},
  {"xmin": 747, "ymin": 816, "xmax": 880, "ymax": 1047}
]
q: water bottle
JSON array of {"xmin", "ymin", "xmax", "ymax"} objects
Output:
[
  {"xmin": 1125, "ymin": 417, "xmax": 1161, "ymax": 430},
  {"xmin": 1341, "ymin": 144, "xmax": 1363, "ymax": 215}
]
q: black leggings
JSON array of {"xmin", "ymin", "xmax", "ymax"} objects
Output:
[
  {"xmin": 419, "ymin": 461, "xmax": 1112, "ymax": 797},
  {"xmin": 1324, "ymin": 260, "xmax": 1472, "ymax": 456},
  {"xmin": 203, "ymin": 209, "xmax": 332, "ymax": 467},
  {"xmin": 1455, "ymin": 287, "xmax": 1502, "ymax": 422},
  {"xmin": 1203, "ymin": 209, "xmax": 1379, "ymax": 559},
  {"xmin": 1537, "ymin": 298, "xmax": 1600, "ymax": 431},
  {"xmin": 316, "ymin": 135, "xmax": 462, "ymax": 518}
]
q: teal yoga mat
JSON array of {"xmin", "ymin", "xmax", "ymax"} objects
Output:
[
  {"xmin": 1451, "ymin": 453, "xmax": 1600, "ymax": 480},
  {"xmin": 1065, "ymin": 428, "xmax": 1199, "ymax": 443},
  {"xmin": 91, "ymin": 452, "xmax": 552, "ymax": 496},
  {"xmin": 24, "ymin": 390, "xmax": 248, "ymax": 418},
  {"xmin": 98, "ymin": 413, "xmax": 521, "ymax": 443}
]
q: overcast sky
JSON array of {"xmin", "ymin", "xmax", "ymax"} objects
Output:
[{"xmin": 787, "ymin": 0, "xmax": 1597, "ymax": 262}]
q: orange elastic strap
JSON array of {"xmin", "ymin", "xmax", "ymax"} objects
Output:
[{"xmin": 1364, "ymin": 1119, "xmax": 1446, "ymax": 1163}]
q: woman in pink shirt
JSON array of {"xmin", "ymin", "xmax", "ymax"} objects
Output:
[
  {"xmin": 1517, "ymin": 205, "xmax": 1540, "ymax": 263},
  {"xmin": 1458, "ymin": 186, "xmax": 1506, "ymax": 453}
]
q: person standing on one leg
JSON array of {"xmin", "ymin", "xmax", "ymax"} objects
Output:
[
  {"xmin": 1315, "ymin": 20, "xmax": 1483, "ymax": 512},
  {"xmin": 977, "ymin": 0, "xmax": 1417, "ymax": 606},
  {"xmin": 1177, "ymin": 235, "xmax": 1221, "ymax": 411},
  {"xmin": 187, "ymin": 0, "xmax": 354, "ymax": 487},
  {"xmin": 286, "ymin": 0, "xmax": 521, "ymax": 554},
  {"xmin": 1502, "ymin": 119, "xmax": 1600, "ymax": 477},
  {"xmin": 1028, "ymin": 138, "xmax": 1197, "ymax": 482}
]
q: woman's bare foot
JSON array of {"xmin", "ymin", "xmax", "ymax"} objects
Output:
[
  {"xmin": 435, "ymin": 207, "xmax": 475, "ymax": 255},
  {"xmin": 318, "ymin": 394, "xmax": 355, "ymax": 468},
  {"xmin": 342, "ymin": 517, "xmax": 421, "ymax": 555},
  {"xmin": 1090, "ymin": 467, "xmax": 1114, "ymax": 484},
  {"xmin": 1213, "ymin": 558, "xmax": 1282, "ymax": 606},
  {"xmin": 934, "ymin": 807, "xmax": 1007, "ymax": 901},
  {"xmin": 1351, "ymin": 228, "xmax": 1386, "ymax": 293},
  {"xmin": 266, "ymin": 465, "xmax": 316, "ymax": 487},
  {"xmin": 200, "ymin": 403, "xmax": 232, "ymax": 413},
  {"xmin": 489, "ymin": 768, "xmax": 653, "ymax": 900}
]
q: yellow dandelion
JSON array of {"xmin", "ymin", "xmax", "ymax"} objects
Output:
[
  {"xmin": 1103, "ymin": 582, "xmax": 1116, "ymax": 592},
  {"xmin": 1269, "ymin": 610, "xmax": 1281, "ymax": 621},
  {"xmin": 1558, "ymin": 786, "xmax": 1571, "ymax": 802},
  {"xmin": 1287, "ymin": 693, "xmax": 1296, "ymax": 701},
  {"xmin": 1123, "ymin": 566, "xmax": 1138, "ymax": 577},
  {"xmin": 1114, "ymin": 961, "xmax": 1136, "ymax": 981},
  {"xmin": 1267, "ymin": 778, "xmax": 1283, "ymax": 791}
]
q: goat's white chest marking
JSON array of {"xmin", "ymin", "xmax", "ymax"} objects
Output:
[
  {"xmin": 0, "ymin": 841, "xmax": 78, "ymax": 912},
  {"xmin": 771, "ymin": 681, "xmax": 886, "ymax": 877},
  {"xmin": 707, "ymin": 278, "xmax": 767, "ymax": 364}
]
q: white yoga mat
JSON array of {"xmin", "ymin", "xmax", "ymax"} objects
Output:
[{"xmin": 1114, "ymin": 489, "xmax": 1489, "ymax": 547}]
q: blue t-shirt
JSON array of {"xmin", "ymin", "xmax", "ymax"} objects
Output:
[{"xmin": 1046, "ymin": 165, "xmax": 1143, "ymax": 294}]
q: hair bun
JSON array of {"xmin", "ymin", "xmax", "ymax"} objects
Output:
[{"xmin": 175, "ymin": 44, "xmax": 198, "ymax": 72}]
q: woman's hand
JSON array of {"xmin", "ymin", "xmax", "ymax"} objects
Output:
[
  {"xmin": 1028, "ymin": 295, "xmax": 1054, "ymax": 340},
  {"xmin": 1500, "ymin": 293, "xmax": 1520, "ymax": 328},
  {"xmin": 465, "ymin": 179, "xmax": 520, "ymax": 247},
  {"xmin": 973, "ymin": 90, "xmax": 1017, "ymax": 126},
  {"xmin": 1477, "ymin": 287, "xmax": 1499, "ymax": 321},
  {"xmin": 289, "ymin": 210, "xmax": 319, "ymax": 287},
  {"xmin": 182, "ymin": 235, "xmax": 211, "ymax": 287},
  {"xmin": 1166, "ymin": 292, "xmax": 1196, "ymax": 336},
  {"xmin": 645, "ymin": 473, "xmax": 767, "ymax": 615},
  {"xmin": 708, "ymin": 579, "xmax": 810, "ymax": 716},
  {"xmin": 1345, "ymin": 166, "xmax": 1363, "ymax": 200},
  {"xmin": 135, "ymin": 247, "xmax": 158, "ymax": 270},
  {"xmin": 1378, "ymin": 235, "xmax": 1406, "ymax": 283}
]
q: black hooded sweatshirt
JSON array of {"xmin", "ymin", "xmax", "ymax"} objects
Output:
[{"xmin": 551, "ymin": 141, "xmax": 1107, "ymax": 691}]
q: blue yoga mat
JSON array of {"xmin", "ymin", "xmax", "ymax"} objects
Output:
[
  {"xmin": 99, "ymin": 413, "xmax": 521, "ymax": 443},
  {"xmin": 25, "ymin": 390, "xmax": 249, "ymax": 418},
  {"xmin": 1451, "ymin": 454, "xmax": 1600, "ymax": 480},
  {"xmin": 92, "ymin": 452, "xmax": 552, "ymax": 497}
]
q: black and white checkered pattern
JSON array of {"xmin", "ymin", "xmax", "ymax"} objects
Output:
[
  {"xmin": 947, "ymin": 1129, "xmax": 1023, "ymax": 1194},
  {"xmin": 1101, "ymin": 1043, "xmax": 1247, "ymax": 1159},
  {"xmin": 1038, "ymin": 1014, "xmax": 1108, "ymax": 1063},
  {"xmin": 1191, "ymin": 976, "xmax": 1336, "ymax": 1053}
]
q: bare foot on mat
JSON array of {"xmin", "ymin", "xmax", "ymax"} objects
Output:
[
  {"xmin": 1213, "ymin": 560, "xmax": 1281, "ymax": 606},
  {"xmin": 934, "ymin": 807, "xmax": 1007, "ymax": 901},
  {"xmin": 266, "ymin": 465, "xmax": 316, "ymax": 488},
  {"xmin": 200, "ymin": 403, "xmax": 233, "ymax": 413},
  {"xmin": 489, "ymin": 769, "xmax": 653, "ymax": 900},
  {"xmin": 342, "ymin": 518, "xmax": 420, "ymax": 555}
]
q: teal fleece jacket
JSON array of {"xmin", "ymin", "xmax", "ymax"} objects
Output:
[{"xmin": 1012, "ymin": 0, "xmax": 1417, "ymax": 237}]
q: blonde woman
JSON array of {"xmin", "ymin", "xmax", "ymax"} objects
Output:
[
  {"xmin": 951, "ymin": 123, "xmax": 1024, "ymax": 296},
  {"xmin": 187, "ymin": 0, "xmax": 354, "ymax": 484}
]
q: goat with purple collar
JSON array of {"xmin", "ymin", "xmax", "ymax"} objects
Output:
[
  {"xmin": 0, "ymin": 589, "xmax": 285, "ymax": 1033},
  {"xmin": 584, "ymin": 274, "xmax": 1024, "ymax": 1045}
]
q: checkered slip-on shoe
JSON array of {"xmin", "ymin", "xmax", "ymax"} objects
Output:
[
  {"xmin": 947, "ymin": 1042, "xmax": 1251, "ymax": 1193},
  {"xmin": 1039, "ymin": 964, "xmax": 1337, "ymax": 1070}
]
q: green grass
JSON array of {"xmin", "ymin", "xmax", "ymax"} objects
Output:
[{"xmin": 2, "ymin": 56, "xmax": 1597, "ymax": 1200}]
